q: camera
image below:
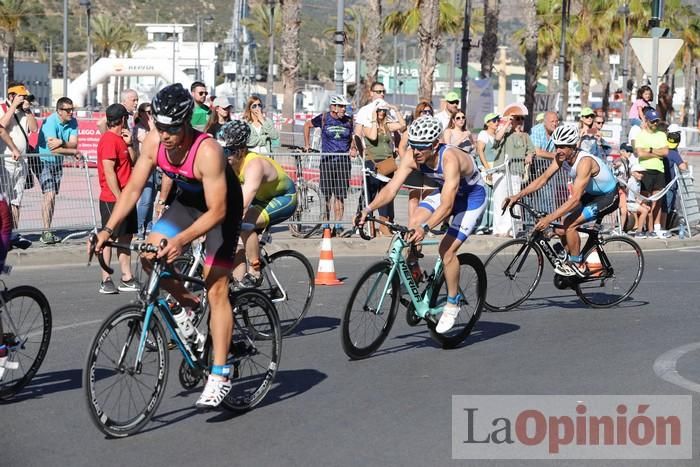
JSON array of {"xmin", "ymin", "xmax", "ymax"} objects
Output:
[{"xmin": 27, "ymin": 94, "xmax": 35, "ymax": 103}]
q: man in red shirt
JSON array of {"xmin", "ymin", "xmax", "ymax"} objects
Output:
[{"xmin": 97, "ymin": 104, "xmax": 138, "ymax": 294}]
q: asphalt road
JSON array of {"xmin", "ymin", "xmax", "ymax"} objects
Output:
[{"xmin": 2, "ymin": 248, "xmax": 700, "ymax": 466}]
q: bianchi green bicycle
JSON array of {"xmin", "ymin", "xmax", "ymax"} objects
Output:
[{"xmin": 341, "ymin": 216, "xmax": 486, "ymax": 360}]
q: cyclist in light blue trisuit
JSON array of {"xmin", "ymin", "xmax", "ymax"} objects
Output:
[
  {"xmin": 503, "ymin": 124, "xmax": 619, "ymax": 277},
  {"xmin": 357, "ymin": 116, "xmax": 486, "ymax": 334}
]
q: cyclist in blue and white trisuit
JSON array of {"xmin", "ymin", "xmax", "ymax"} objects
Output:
[
  {"xmin": 503, "ymin": 124, "xmax": 619, "ymax": 276},
  {"xmin": 357, "ymin": 116, "xmax": 486, "ymax": 334}
]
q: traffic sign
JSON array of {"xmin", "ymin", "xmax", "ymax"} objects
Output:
[{"xmin": 629, "ymin": 37, "xmax": 683, "ymax": 76}]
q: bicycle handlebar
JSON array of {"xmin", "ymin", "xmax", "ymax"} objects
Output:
[
  {"xmin": 505, "ymin": 200, "xmax": 548, "ymax": 221},
  {"xmin": 88, "ymin": 234, "xmax": 165, "ymax": 275},
  {"xmin": 356, "ymin": 214, "xmax": 412, "ymax": 241}
]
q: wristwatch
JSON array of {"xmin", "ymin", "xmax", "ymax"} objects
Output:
[{"xmin": 421, "ymin": 223, "xmax": 430, "ymax": 233}]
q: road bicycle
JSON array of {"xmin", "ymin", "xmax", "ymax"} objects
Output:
[
  {"xmin": 283, "ymin": 147, "xmax": 323, "ymax": 238},
  {"xmin": 85, "ymin": 237, "xmax": 281, "ymax": 438},
  {"xmin": 0, "ymin": 265, "xmax": 52, "ymax": 400},
  {"xmin": 483, "ymin": 200, "xmax": 644, "ymax": 311},
  {"xmin": 174, "ymin": 228, "xmax": 315, "ymax": 336},
  {"xmin": 341, "ymin": 216, "xmax": 486, "ymax": 359}
]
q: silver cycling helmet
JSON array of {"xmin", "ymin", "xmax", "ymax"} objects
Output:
[
  {"xmin": 551, "ymin": 124, "xmax": 580, "ymax": 146},
  {"xmin": 407, "ymin": 116, "xmax": 443, "ymax": 147},
  {"xmin": 217, "ymin": 120, "xmax": 251, "ymax": 149},
  {"xmin": 329, "ymin": 95, "xmax": 350, "ymax": 106}
]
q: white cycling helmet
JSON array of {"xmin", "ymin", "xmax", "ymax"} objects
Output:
[
  {"xmin": 329, "ymin": 95, "xmax": 350, "ymax": 106},
  {"xmin": 407, "ymin": 116, "xmax": 443, "ymax": 147},
  {"xmin": 551, "ymin": 124, "xmax": 579, "ymax": 146}
]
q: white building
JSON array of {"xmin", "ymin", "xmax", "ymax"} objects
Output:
[{"xmin": 68, "ymin": 23, "xmax": 218, "ymax": 107}]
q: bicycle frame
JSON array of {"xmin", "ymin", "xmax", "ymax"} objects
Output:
[{"xmin": 368, "ymin": 235, "xmax": 444, "ymax": 320}]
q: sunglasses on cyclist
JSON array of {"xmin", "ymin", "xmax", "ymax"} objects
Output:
[
  {"xmin": 155, "ymin": 122, "xmax": 183, "ymax": 134},
  {"xmin": 409, "ymin": 141, "xmax": 433, "ymax": 151}
]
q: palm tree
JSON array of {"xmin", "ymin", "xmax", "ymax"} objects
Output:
[
  {"xmin": 480, "ymin": 0, "xmax": 500, "ymax": 79},
  {"xmin": 665, "ymin": 0, "xmax": 700, "ymax": 125},
  {"xmin": 280, "ymin": 0, "xmax": 301, "ymax": 124},
  {"xmin": 362, "ymin": 0, "xmax": 383, "ymax": 104},
  {"xmin": 92, "ymin": 14, "xmax": 128, "ymax": 106},
  {"xmin": 522, "ymin": 0, "xmax": 539, "ymax": 127},
  {"xmin": 0, "ymin": 0, "xmax": 37, "ymax": 81},
  {"xmin": 384, "ymin": 0, "xmax": 463, "ymax": 102},
  {"xmin": 514, "ymin": 0, "xmax": 562, "ymax": 93},
  {"xmin": 112, "ymin": 24, "xmax": 145, "ymax": 104}
]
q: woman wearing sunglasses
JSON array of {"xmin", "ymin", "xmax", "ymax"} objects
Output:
[
  {"xmin": 243, "ymin": 96, "xmax": 279, "ymax": 154},
  {"xmin": 443, "ymin": 110, "xmax": 473, "ymax": 152},
  {"xmin": 204, "ymin": 96, "xmax": 233, "ymax": 137}
]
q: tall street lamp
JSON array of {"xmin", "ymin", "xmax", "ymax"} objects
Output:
[
  {"xmin": 80, "ymin": 0, "xmax": 92, "ymax": 109},
  {"xmin": 266, "ymin": 0, "xmax": 276, "ymax": 114},
  {"xmin": 334, "ymin": 0, "xmax": 345, "ymax": 95},
  {"xmin": 196, "ymin": 15, "xmax": 214, "ymax": 82}
]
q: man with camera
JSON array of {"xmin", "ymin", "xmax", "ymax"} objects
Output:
[{"xmin": 0, "ymin": 82, "xmax": 36, "ymax": 248}]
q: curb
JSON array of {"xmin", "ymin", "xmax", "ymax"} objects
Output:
[{"xmin": 7, "ymin": 234, "xmax": 700, "ymax": 269}]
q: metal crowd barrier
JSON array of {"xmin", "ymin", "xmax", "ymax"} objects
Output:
[
  {"xmin": 675, "ymin": 165, "xmax": 699, "ymax": 237},
  {"xmin": 267, "ymin": 151, "xmax": 367, "ymax": 228},
  {"xmin": 276, "ymin": 129, "xmax": 321, "ymax": 151},
  {"xmin": 0, "ymin": 153, "xmax": 97, "ymax": 239}
]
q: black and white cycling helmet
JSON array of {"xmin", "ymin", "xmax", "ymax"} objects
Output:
[
  {"xmin": 407, "ymin": 116, "xmax": 443, "ymax": 147},
  {"xmin": 151, "ymin": 83, "xmax": 193, "ymax": 126},
  {"xmin": 551, "ymin": 124, "xmax": 579, "ymax": 146},
  {"xmin": 329, "ymin": 95, "xmax": 350, "ymax": 106},
  {"xmin": 217, "ymin": 120, "xmax": 251, "ymax": 149}
]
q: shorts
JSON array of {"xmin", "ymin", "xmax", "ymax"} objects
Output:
[
  {"xmin": 249, "ymin": 192, "xmax": 298, "ymax": 228},
  {"xmin": 662, "ymin": 188, "xmax": 677, "ymax": 214},
  {"xmin": 152, "ymin": 194, "xmax": 242, "ymax": 270},
  {"xmin": 39, "ymin": 160, "xmax": 63, "ymax": 194},
  {"xmin": 640, "ymin": 169, "xmax": 665, "ymax": 193},
  {"xmin": 578, "ymin": 190, "xmax": 620, "ymax": 222},
  {"xmin": 0, "ymin": 157, "xmax": 27, "ymax": 206},
  {"xmin": 626, "ymin": 201, "xmax": 646, "ymax": 214},
  {"xmin": 100, "ymin": 200, "xmax": 138, "ymax": 238},
  {"xmin": 418, "ymin": 184, "xmax": 487, "ymax": 242},
  {"xmin": 319, "ymin": 156, "xmax": 351, "ymax": 199}
]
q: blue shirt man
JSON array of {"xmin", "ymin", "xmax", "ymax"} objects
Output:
[
  {"xmin": 308, "ymin": 111, "xmax": 353, "ymax": 154},
  {"xmin": 35, "ymin": 97, "xmax": 80, "ymax": 244}
]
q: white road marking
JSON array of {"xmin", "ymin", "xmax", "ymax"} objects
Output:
[{"xmin": 653, "ymin": 342, "xmax": 700, "ymax": 393}]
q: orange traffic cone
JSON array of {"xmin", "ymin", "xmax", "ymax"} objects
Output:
[{"xmin": 315, "ymin": 227, "xmax": 344, "ymax": 286}]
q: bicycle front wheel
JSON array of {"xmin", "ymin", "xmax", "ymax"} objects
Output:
[
  {"xmin": 0, "ymin": 286, "xmax": 52, "ymax": 400},
  {"xmin": 483, "ymin": 239, "xmax": 544, "ymax": 312},
  {"xmin": 220, "ymin": 289, "xmax": 282, "ymax": 411},
  {"xmin": 575, "ymin": 236, "xmax": 644, "ymax": 308},
  {"xmin": 427, "ymin": 253, "xmax": 486, "ymax": 349},
  {"xmin": 341, "ymin": 261, "xmax": 400, "ymax": 360},
  {"xmin": 84, "ymin": 304, "xmax": 169, "ymax": 438},
  {"xmin": 261, "ymin": 250, "xmax": 315, "ymax": 336}
]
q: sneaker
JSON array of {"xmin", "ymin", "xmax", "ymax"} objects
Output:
[
  {"xmin": 237, "ymin": 273, "xmax": 262, "ymax": 289},
  {"xmin": 647, "ymin": 231, "xmax": 659, "ymax": 239},
  {"xmin": 118, "ymin": 277, "xmax": 139, "ymax": 292},
  {"xmin": 11, "ymin": 234, "xmax": 32, "ymax": 250},
  {"xmin": 40, "ymin": 231, "xmax": 61, "ymax": 245},
  {"xmin": 436, "ymin": 301, "xmax": 461, "ymax": 334},
  {"xmin": 195, "ymin": 375, "xmax": 232, "ymax": 409},
  {"xmin": 0, "ymin": 355, "xmax": 19, "ymax": 380},
  {"xmin": 656, "ymin": 230, "xmax": 672, "ymax": 239},
  {"xmin": 99, "ymin": 278, "xmax": 118, "ymax": 294},
  {"xmin": 553, "ymin": 261, "xmax": 579, "ymax": 277},
  {"xmin": 634, "ymin": 231, "xmax": 647, "ymax": 239}
]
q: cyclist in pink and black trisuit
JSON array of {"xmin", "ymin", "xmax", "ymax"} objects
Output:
[{"xmin": 93, "ymin": 84, "xmax": 244, "ymax": 409}]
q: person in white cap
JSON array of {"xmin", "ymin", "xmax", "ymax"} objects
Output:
[{"xmin": 354, "ymin": 82, "xmax": 404, "ymax": 137}]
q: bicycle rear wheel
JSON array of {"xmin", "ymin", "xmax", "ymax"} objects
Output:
[
  {"xmin": 426, "ymin": 253, "xmax": 486, "ymax": 349},
  {"xmin": 575, "ymin": 236, "xmax": 644, "ymax": 308},
  {"xmin": 84, "ymin": 304, "xmax": 169, "ymax": 438},
  {"xmin": 260, "ymin": 250, "xmax": 315, "ymax": 336},
  {"xmin": 483, "ymin": 239, "xmax": 544, "ymax": 312},
  {"xmin": 289, "ymin": 182, "xmax": 323, "ymax": 238},
  {"xmin": 219, "ymin": 289, "xmax": 281, "ymax": 411},
  {"xmin": 341, "ymin": 261, "xmax": 400, "ymax": 360},
  {"xmin": 0, "ymin": 286, "xmax": 52, "ymax": 400}
]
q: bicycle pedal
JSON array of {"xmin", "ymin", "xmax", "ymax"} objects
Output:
[{"xmin": 399, "ymin": 297, "xmax": 411, "ymax": 308}]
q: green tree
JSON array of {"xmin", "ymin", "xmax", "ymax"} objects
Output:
[
  {"xmin": 480, "ymin": 0, "xmax": 500, "ymax": 79},
  {"xmin": 665, "ymin": 0, "xmax": 700, "ymax": 125},
  {"xmin": 522, "ymin": 0, "xmax": 539, "ymax": 126},
  {"xmin": 0, "ymin": 0, "xmax": 37, "ymax": 81},
  {"xmin": 92, "ymin": 14, "xmax": 130, "ymax": 106}
]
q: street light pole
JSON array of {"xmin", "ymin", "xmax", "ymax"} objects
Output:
[
  {"xmin": 266, "ymin": 0, "xmax": 276, "ymax": 114},
  {"xmin": 80, "ymin": 0, "xmax": 92, "ymax": 109},
  {"xmin": 63, "ymin": 0, "xmax": 68, "ymax": 97},
  {"xmin": 334, "ymin": 0, "xmax": 345, "ymax": 95},
  {"xmin": 460, "ymin": 0, "xmax": 472, "ymax": 112},
  {"xmin": 558, "ymin": 0, "xmax": 570, "ymax": 119}
]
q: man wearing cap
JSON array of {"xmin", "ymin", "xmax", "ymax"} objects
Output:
[
  {"xmin": 634, "ymin": 108, "xmax": 669, "ymax": 238},
  {"xmin": 661, "ymin": 124, "xmax": 688, "ymax": 232},
  {"xmin": 303, "ymin": 95, "xmax": 357, "ymax": 236},
  {"xmin": 37, "ymin": 97, "xmax": 81, "ymax": 244},
  {"xmin": 435, "ymin": 91, "xmax": 460, "ymax": 131},
  {"xmin": 96, "ymin": 104, "xmax": 138, "ymax": 294},
  {"xmin": 0, "ymin": 82, "xmax": 37, "ymax": 248}
]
